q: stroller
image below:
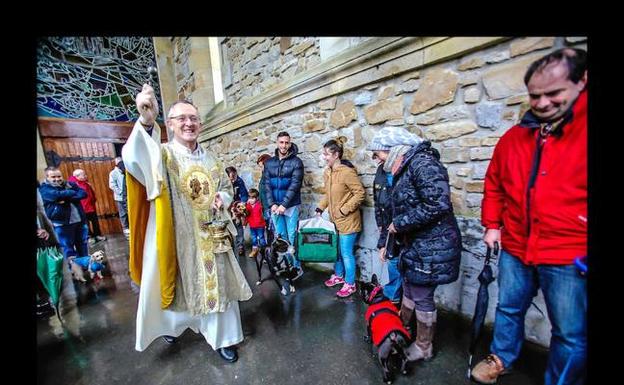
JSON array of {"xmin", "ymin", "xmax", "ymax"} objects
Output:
[{"xmin": 252, "ymin": 219, "xmax": 298, "ymax": 295}]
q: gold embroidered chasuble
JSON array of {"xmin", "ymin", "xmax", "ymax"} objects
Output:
[{"xmin": 162, "ymin": 141, "xmax": 251, "ymax": 315}]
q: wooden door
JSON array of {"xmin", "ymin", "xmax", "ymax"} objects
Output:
[
  {"xmin": 39, "ymin": 117, "xmax": 135, "ymax": 235},
  {"xmin": 41, "ymin": 139, "xmax": 122, "ymax": 234},
  {"xmin": 38, "ymin": 118, "xmax": 167, "ymax": 234}
]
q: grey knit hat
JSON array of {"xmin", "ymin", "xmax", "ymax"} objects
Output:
[
  {"xmin": 366, "ymin": 135, "xmax": 392, "ymax": 151},
  {"xmin": 366, "ymin": 126, "xmax": 423, "ymax": 151}
]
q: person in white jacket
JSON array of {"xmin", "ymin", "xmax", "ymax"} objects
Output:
[{"xmin": 108, "ymin": 157, "xmax": 129, "ymax": 238}]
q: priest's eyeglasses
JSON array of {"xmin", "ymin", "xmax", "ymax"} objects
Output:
[{"xmin": 169, "ymin": 114, "xmax": 200, "ymax": 124}]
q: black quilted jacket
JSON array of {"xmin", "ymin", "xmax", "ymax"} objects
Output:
[{"xmin": 391, "ymin": 142, "xmax": 462, "ymax": 286}]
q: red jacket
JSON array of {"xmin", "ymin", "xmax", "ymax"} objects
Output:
[
  {"xmin": 365, "ymin": 300, "xmax": 411, "ymax": 347},
  {"xmin": 482, "ymin": 90, "xmax": 587, "ymax": 265},
  {"xmin": 245, "ymin": 201, "xmax": 266, "ymax": 229},
  {"xmin": 68, "ymin": 176, "xmax": 97, "ymax": 214}
]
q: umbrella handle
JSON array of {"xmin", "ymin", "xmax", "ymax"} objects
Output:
[{"xmin": 485, "ymin": 241, "xmax": 500, "ymax": 265}]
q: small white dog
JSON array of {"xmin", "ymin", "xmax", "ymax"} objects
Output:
[
  {"xmin": 88, "ymin": 250, "xmax": 106, "ymax": 279},
  {"xmin": 70, "ymin": 250, "xmax": 107, "ymax": 281}
]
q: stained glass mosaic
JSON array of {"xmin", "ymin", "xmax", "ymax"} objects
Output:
[{"xmin": 36, "ymin": 37, "xmax": 162, "ymax": 121}]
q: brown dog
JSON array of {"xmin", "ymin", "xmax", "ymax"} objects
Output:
[{"xmin": 229, "ymin": 200, "xmax": 249, "ymax": 226}]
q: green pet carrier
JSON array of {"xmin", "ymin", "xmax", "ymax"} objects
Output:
[{"xmin": 296, "ymin": 216, "xmax": 338, "ymax": 263}]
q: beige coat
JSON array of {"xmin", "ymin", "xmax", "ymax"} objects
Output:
[{"xmin": 318, "ymin": 162, "xmax": 365, "ymax": 234}]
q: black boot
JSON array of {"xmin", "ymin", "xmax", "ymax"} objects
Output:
[{"xmin": 217, "ymin": 346, "xmax": 238, "ymax": 363}]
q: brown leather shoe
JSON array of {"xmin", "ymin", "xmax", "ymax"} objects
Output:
[{"xmin": 471, "ymin": 354, "xmax": 505, "ymax": 384}]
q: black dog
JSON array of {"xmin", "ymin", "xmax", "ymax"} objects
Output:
[
  {"xmin": 360, "ymin": 274, "xmax": 411, "ymax": 384},
  {"xmin": 253, "ymin": 236, "xmax": 298, "ymax": 296}
]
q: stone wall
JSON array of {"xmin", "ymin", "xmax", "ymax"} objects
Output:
[
  {"xmin": 172, "ymin": 37, "xmax": 193, "ymax": 100},
  {"xmin": 221, "ymin": 37, "xmax": 321, "ymax": 105},
  {"xmin": 167, "ymin": 36, "xmax": 587, "ymax": 347},
  {"xmin": 220, "ymin": 37, "xmax": 373, "ymax": 106},
  {"xmin": 170, "ymin": 37, "xmax": 216, "ymax": 118}
]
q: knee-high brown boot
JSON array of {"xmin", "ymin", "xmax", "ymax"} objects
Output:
[
  {"xmin": 405, "ymin": 309, "xmax": 436, "ymax": 361},
  {"xmin": 399, "ymin": 296, "xmax": 416, "ymax": 331}
]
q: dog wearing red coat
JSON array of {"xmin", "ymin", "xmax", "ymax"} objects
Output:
[{"xmin": 360, "ymin": 274, "xmax": 411, "ymax": 384}]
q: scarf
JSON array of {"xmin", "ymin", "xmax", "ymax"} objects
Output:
[{"xmin": 384, "ymin": 145, "xmax": 412, "ymax": 175}]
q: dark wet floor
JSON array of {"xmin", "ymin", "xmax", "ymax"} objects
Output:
[{"xmin": 37, "ymin": 234, "xmax": 549, "ymax": 385}]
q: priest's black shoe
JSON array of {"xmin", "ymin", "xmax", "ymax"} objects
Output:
[
  {"xmin": 162, "ymin": 335, "xmax": 177, "ymax": 344},
  {"xmin": 217, "ymin": 346, "xmax": 238, "ymax": 363}
]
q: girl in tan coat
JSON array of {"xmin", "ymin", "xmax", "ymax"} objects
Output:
[{"xmin": 316, "ymin": 137, "xmax": 366, "ymax": 298}]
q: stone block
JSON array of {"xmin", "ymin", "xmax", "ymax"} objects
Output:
[
  {"xmin": 410, "ymin": 69, "xmax": 459, "ymax": 114},
  {"xmin": 424, "ymin": 120, "xmax": 478, "ymax": 141},
  {"xmin": 510, "ymin": 37, "xmax": 556, "ymax": 57},
  {"xmin": 363, "ymin": 96, "xmax": 404, "ymax": 125}
]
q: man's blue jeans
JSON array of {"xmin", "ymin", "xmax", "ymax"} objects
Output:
[
  {"xmin": 271, "ymin": 205, "xmax": 300, "ymax": 268},
  {"xmin": 334, "ymin": 232, "xmax": 359, "ymax": 285},
  {"xmin": 55, "ymin": 222, "xmax": 89, "ymax": 260},
  {"xmin": 383, "ymin": 256, "xmax": 402, "ymax": 302},
  {"xmin": 491, "ymin": 250, "xmax": 586, "ymax": 385}
]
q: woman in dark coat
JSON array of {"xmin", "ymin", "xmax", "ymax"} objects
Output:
[{"xmin": 367, "ymin": 126, "xmax": 462, "ymax": 363}]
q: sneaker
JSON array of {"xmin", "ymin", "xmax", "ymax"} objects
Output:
[
  {"xmin": 324, "ymin": 274, "xmax": 345, "ymax": 287},
  {"xmin": 336, "ymin": 282, "xmax": 357, "ymax": 298},
  {"xmin": 88, "ymin": 238, "xmax": 96, "ymax": 245},
  {"xmin": 95, "ymin": 236, "xmax": 107, "ymax": 242},
  {"xmin": 123, "ymin": 229, "xmax": 130, "ymax": 235},
  {"xmin": 471, "ymin": 354, "xmax": 505, "ymax": 384}
]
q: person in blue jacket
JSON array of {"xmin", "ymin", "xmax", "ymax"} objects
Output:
[
  {"xmin": 262, "ymin": 131, "xmax": 304, "ymax": 278},
  {"xmin": 39, "ymin": 166, "xmax": 89, "ymax": 262}
]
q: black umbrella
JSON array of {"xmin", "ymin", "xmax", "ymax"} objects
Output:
[{"xmin": 467, "ymin": 242, "xmax": 499, "ymax": 379}]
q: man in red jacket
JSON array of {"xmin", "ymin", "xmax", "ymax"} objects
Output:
[
  {"xmin": 471, "ymin": 48, "xmax": 587, "ymax": 385},
  {"xmin": 70, "ymin": 169, "xmax": 106, "ymax": 243}
]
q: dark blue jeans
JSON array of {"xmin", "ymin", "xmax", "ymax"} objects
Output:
[
  {"xmin": 250, "ymin": 227, "xmax": 266, "ymax": 247},
  {"xmin": 491, "ymin": 250, "xmax": 586, "ymax": 385},
  {"xmin": 55, "ymin": 222, "xmax": 89, "ymax": 260}
]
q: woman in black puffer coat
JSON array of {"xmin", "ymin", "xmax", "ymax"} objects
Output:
[{"xmin": 366, "ymin": 126, "xmax": 461, "ymax": 364}]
